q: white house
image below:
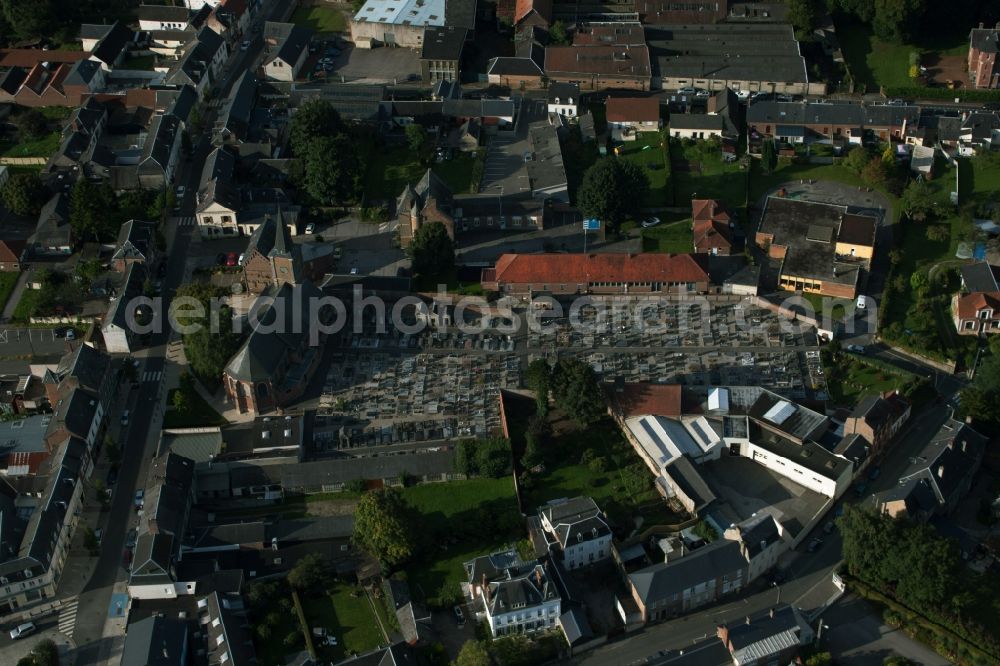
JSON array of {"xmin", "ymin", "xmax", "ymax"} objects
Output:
[
  {"xmin": 547, "ymin": 82, "xmax": 579, "ymax": 119},
  {"xmin": 138, "ymin": 4, "xmax": 191, "ymax": 32},
  {"xmin": 465, "ymin": 551, "xmax": 562, "ymax": 638},
  {"xmin": 538, "ymin": 497, "xmax": 612, "ymax": 570},
  {"xmin": 669, "ymin": 113, "xmax": 725, "ymax": 140},
  {"xmin": 263, "ymin": 23, "xmax": 312, "ymax": 82},
  {"xmin": 196, "ymin": 180, "xmax": 242, "ymax": 238},
  {"xmin": 606, "ymin": 96, "xmax": 662, "ymax": 137}
]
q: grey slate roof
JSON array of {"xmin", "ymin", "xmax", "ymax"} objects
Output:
[
  {"xmin": 748, "ymin": 100, "xmax": 864, "ymax": 127},
  {"xmin": 664, "ymin": 455, "xmax": 716, "ymax": 511},
  {"xmin": 55, "ymin": 342, "xmax": 111, "ymax": 395},
  {"xmin": 91, "ymin": 21, "xmax": 134, "ymax": 66},
  {"xmin": 629, "ymin": 539, "xmax": 747, "ymax": 605},
  {"xmin": 64, "ymin": 59, "xmax": 103, "ymax": 86},
  {"xmin": 137, "ymin": 4, "xmax": 192, "ymax": 23},
  {"xmin": 33, "ymin": 193, "xmax": 72, "ymax": 247},
  {"xmin": 200, "ymin": 146, "xmax": 237, "ymax": 190},
  {"xmin": 897, "ymin": 419, "xmax": 986, "ymax": 509},
  {"xmin": 421, "ymin": 26, "xmax": 467, "ymax": 61},
  {"xmin": 216, "ymin": 70, "xmax": 256, "ymax": 142},
  {"xmin": 140, "ymin": 113, "xmax": 180, "ymax": 172},
  {"xmin": 961, "ymin": 262, "xmax": 1000, "ymax": 293},
  {"xmin": 970, "ymin": 28, "xmax": 1000, "ymax": 54},
  {"xmin": 120, "ymin": 615, "xmax": 189, "ymax": 666},
  {"xmin": 272, "ymin": 24, "xmax": 312, "ymax": 67},
  {"xmin": 670, "ymin": 113, "xmax": 724, "ymax": 131},
  {"xmin": 725, "ymin": 604, "xmax": 810, "ymax": 663}
]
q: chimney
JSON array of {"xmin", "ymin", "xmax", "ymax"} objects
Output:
[
  {"xmin": 716, "ymin": 624, "xmax": 729, "ymax": 646},
  {"xmin": 961, "ymin": 439, "xmax": 967, "ymax": 452},
  {"xmin": 769, "ymin": 607, "xmax": 775, "ymax": 619},
  {"xmin": 937, "ymin": 464, "xmax": 945, "ymax": 479}
]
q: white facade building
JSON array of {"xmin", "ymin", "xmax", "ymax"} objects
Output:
[{"xmin": 538, "ymin": 497, "xmax": 612, "ymax": 570}]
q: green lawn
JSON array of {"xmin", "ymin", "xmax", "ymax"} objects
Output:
[
  {"xmin": 527, "ymin": 417, "xmax": 679, "ymax": 527},
  {"xmin": 403, "ymin": 478, "xmax": 520, "ymax": 608},
  {"xmin": 163, "ymin": 387, "xmax": 227, "ymax": 428},
  {"xmin": 837, "ymin": 21, "xmax": 916, "ymax": 92},
  {"xmin": 618, "ymin": 132, "xmax": 671, "ymax": 208},
  {"xmin": 291, "ymin": 5, "xmax": 347, "ymax": 33},
  {"xmin": 0, "ymin": 273, "xmax": 18, "ymax": 314},
  {"xmin": 364, "ymin": 148, "xmax": 479, "ymax": 201},
  {"xmin": 11, "ymin": 288, "xmax": 40, "ymax": 323},
  {"xmin": 431, "ymin": 151, "xmax": 482, "ymax": 195},
  {"xmin": 641, "ymin": 218, "xmax": 693, "ymax": 253},
  {"xmin": 303, "ymin": 583, "xmax": 383, "ymax": 662},
  {"xmin": 669, "ymin": 138, "xmax": 746, "ymax": 207},
  {"xmin": 967, "ymin": 154, "xmax": 1000, "ymax": 205},
  {"xmin": 825, "ymin": 356, "xmax": 906, "ymax": 406},
  {"xmin": 0, "ymin": 131, "xmax": 61, "ymax": 158}
]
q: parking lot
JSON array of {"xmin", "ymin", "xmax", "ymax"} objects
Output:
[
  {"xmin": 478, "ymin": 97, "xmax": 547, "ymax": 195},
  {"xmin": 325, "ymin": 43, "xmax": 421, "ymax": 84}
]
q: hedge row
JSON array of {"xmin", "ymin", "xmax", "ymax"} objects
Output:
[{"xmin": 883, "ymin": 86, "xmax": 1000, "ymax": 103}]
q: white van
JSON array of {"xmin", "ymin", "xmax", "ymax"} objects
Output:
[
  {"xmin": 856, "ymin": 295, "xmax": 869, "ymax": 310},
  {"xmin": 10, "ymin": 621, "xmax": 36, "ymax": 640}
]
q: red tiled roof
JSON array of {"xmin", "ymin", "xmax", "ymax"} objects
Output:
[
  {"xmin": 956, "ymin": 291, "xmax": 1000, "ymax": 320},
  {"xmin": 491, "ymin": 252, "xmax": 709, "ymax": 284},
  {"xmin": 514, "ymin": 0, "xmax": 552, "ymax": 24},
  {"xmin": 691, "ymin": 198, "xmax": 730, "ymax": 223},
  {"xmin": 544, "ymin": 45, "xmax": 651, "ymax": 78},
  {"xmin": 0, "ymin": 240, "xmax": 26, "ymax": 263},
  {"xmin": 606, "ymin": 96, "xmax": 659, "ymax": 123},
  {"xmin": 611, "ymin": 383, "xmax": 681, "ymax": 417},
  {"xmin": 691, "ymin": 199, "xmax": 732, "ymax": 252}
]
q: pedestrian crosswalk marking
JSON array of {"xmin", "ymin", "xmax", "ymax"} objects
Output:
[
  {"xmin": 143, "ymin": 370, "xmax": 163, "ymax": 383},
  {"xmin": 58, "ymin": 599, "xmax": 78, "ymax": 637},
  {"xmin": 174, "ymin": 217, "xmax": 196, "ymax": 227}
]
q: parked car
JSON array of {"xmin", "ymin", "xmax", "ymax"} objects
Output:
[
  {"xmin": 126, "ymin": 528, "xmax": 138, "ymax": 549},
  {"xmin": 305, "ymin": 223, "xmax": 316, "ymax": 234},
  {"xmin": 120, "ymin": 410, "xmax": 130, "ymax": 426},
  {"xmin": 134, "ymin": 489, "xmax": 144, "ymax": 509},
  {"xmin": 106, "ymin": 467, "xmax": 118, "ymax": 487},
  {"xmin": 453, "ymin": 605, "xmax": 465, "ymax": 625},
  {"xmin": 856, "ymin": 295, "xmax": 870, "ymax": 310},
  {"xmin": 695, "ymin": 89, "xmax": 711, "ymax": 98},
  {"xmin": 735, "ymin": 90, "xmax": 751, "ymax": 101},
  {"xmin": 677, "ymin": 86, "xmax": 696, "ymax": 94},
  {"xmin": 823, "ymin": 521, "xmax": 835, "ymax": 534},
  {"xmin": 846, "ymin": 344, "xmax": 865, "ymax": 353},
  {"xmin": 94, "ymin": 528, "xmax": 103, "ymax": 544},
  {"xmin": 9, "ymin": 622, "xmax": 36, "ymax": 640},
  {"xmin": 226, "ymin": 252, "xmax": 238, "ymax": 267},
  {"xmin": 54, "ymin": 326, "xmax": 73, "ymax": 338},
  {"xmin": 175, "ymin": 185, "xmax": 186, "ymax": 198},
  {"xmin": 241, "ymin": 40, "xmax": 251, "ymax": 51},
  {"xmin": 807, "ymin": 538, "xmax": 823, "ymax": 553},
  {"xmin": 641, "ymin": 217, "xmax": 661, "ymax": 228},
  {"xmin": 122, "ymin": 548, "xmax": 133, "ymax": 570}
]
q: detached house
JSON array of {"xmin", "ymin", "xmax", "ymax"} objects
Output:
[
  {"xmin": 953, "ymin": 291, "xmax": 1000, "ymax": 335},
  {"xmin": 606, "ymin": 96, "xmax": 661, "ymax": 137},
  {"xmin": 0, "ymin": 240, "xmax": 25, "ymax": 272},
  {"xmin": 465, "ymin": 550, "xmax": 562, "ymax": 637},
  {"xmin": 30, "ymin": 193, "xmax": 73, "ymax": 256},
  {"xmin": 537, "ymin": 497, "xmax": 612, "ymax": 570},
  {"xmin": 969, "ymin": 25, "xmax": 1000, "ymax": 89},
  {"xmin": 691, "ymin": 199, "xmax": 734, "ymax": 256}
]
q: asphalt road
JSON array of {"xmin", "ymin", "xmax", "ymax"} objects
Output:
[{"xmin": 822, "ymin": 594, "xmax": 951, "ymax": 665}]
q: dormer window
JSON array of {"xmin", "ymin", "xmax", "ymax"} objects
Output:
[{"xmin": 980, "ymin": 309, "xmax": 992, "ymax": 319}]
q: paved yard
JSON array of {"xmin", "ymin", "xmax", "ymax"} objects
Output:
[
  {"xmin": 478, "ymin": 96, "xmax": 547, "ymax": 196},
  {"xmin": 703, "ymin": 453, "xmax": 830, "ymax": 540},
  {"xmin": 331, "ymin": 44, "xmax": 421, "ymax": 84},
  {"xmin": 822, "ymin": 595, "xmax": 951, "ymax": 666}
]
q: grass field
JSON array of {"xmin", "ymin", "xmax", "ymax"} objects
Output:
[
  {"xmin": 404, "ymin": 478, "xmax": 520, "ymax": 608},
  {"xmin": 838, "ymin": 21, "xmax": 915, "ymax": 91},
  {"xmin": 0, "ymin": 132, "xmax": 61, "ymax": 158},
  {"xmin": 0, "ymin": 273, "xmax": 18, "ymax": 314},
  {"xmin": 364, "ymin": 149, "xmax": 480, "ymax": 200},
  {"xmin": 618, "ymin": 133, "xmax": 671, "ymax": 208},
  {"xmin": 163, "ymin": 387, "xmax": 226, "ymax": 428},
  {"xmin": 641, "ymin": 218, "xmax": 693, "ymax": 253},
  {"xmin": 669, "ymin": 138, "xmax": 746, "ymax": 206},
  {"xmin": 11, "ymin": 288, "xmax": 40, "ymax": 323},
  {"xmin": 825, "ymin": 355, "xmax": 906, "ymax": 405},
  {"xmin": 291, "ymin": 5, "xmax": 347, "ymax": 33},
  {"xmin": 303, "ymin": 584, "xmax": 383, "ymax": 661}
]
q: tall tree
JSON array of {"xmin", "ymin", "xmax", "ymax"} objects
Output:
[
  {"xmin": 303, "ymin": 134, "xmax": 363, "ymax": 205},
  {"xmin": 1, "ymin": 172, "xmax": 48, "ymax": 216},
  {"xmin": 960, "ymin": 338, "xmax": 1000, "ymax": 425},
  {"xmin": 453, "ymin": 641, "xmax": 491, "ymax": 666},
  {"xmin": 17, "ymin": 108, "xmax": 48, "ymax": 139},
  {"xmin": 786, "ymin": 0, "xmax": 821, "ymax": 39},
  {"xmin": 405, "ymin": 123, "xmax": 429, "ymax": 155},
  {"xmin": 872, "ymin": 0, "xmax": 927, "ymax": 44},
  {"xmin": 577, "ymin": 158, "xmax": 649, "ymax": 233},
  {"xmin": 548, "ymin": 20, "xmax": 569, "ymax": 45},
  {"xmin": 900, "ymin": 179, "xmax": 935, "ymax": 222},
  {"xmin": 524, "ymin": 359, "xmax": 551, "ymax": 416},
  {"xmin": 408, "ymin": 221, "xmax": 455, "ymax": 280},
  {"xmin": 70, "ymin": 179, "xmax": 118, "ymax": 241},
  {"xmin": 1, "ymin": 0, "xmax": 57, "ymax": 40},
  {"xmin": 353, "ymin": 488, "xmax": 418, "ymax": 567},
  {"xmin": 550, "ymin": 358, "xmax": 605, "ymax": 425},
  {"xmin": 289, "ymin": 99, "xmax": 347, "ymax": 157},
  {"xmin": 287, "ymin": 553, "xmax": 329, "ymax": 590},
  {"xmin": 760, "ymin": 138, "xmax": 778, "ymax": 175},
  {"xmin": 843, "ymin": 146, "xmax": 871, "ymax": 174}
]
